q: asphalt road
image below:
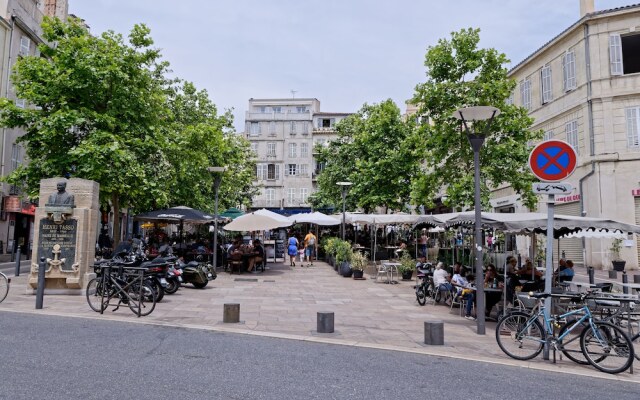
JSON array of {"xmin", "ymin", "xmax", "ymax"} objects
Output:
[{"xmin": 0, "ymin": 312, "xmax": 637, "ymax": 400}]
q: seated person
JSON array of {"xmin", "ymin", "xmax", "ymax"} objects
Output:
[
  {"xmin": 557, "ymin": 259, "xmax": 575, "ymax": 282},
  {"xmin": 433, "ymin": 262, "xmax": 453, "ymax": 297},
  {"xmin": 483, "ymin": 264, "xmax": 504, "ymax": 317},
  {"xmin": 451, "ymin": 268, "xmax": 475, "ymax": 320},
  {"xmin": 504, "ymin": 256, "xmax": 518, "ymax": 304},
  {"xmin": 555, "ymin": 258, "xmax": 567, "ymax": 274},
  {"xmin": 516, "ymin": 258, "xmax": 543, "ymax": 292},
  {"xmin": 247, "ymin": 240, "xmax": 264, "ymax": 272},
  {"xmin": 394, "ymin": 241, "xmax": 407, "ymax": 258}
]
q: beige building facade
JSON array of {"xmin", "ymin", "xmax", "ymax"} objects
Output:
[
  {"xmin": 494, "ymin": 1, "xmax": 640, "ymax": 269},
  {"xmin": 244, "ymin": 98, "xmax": 349, "ymax": 214},
  {"xmin": 0, "ymin": 0, "xmax": 67, "ymax": 259}
]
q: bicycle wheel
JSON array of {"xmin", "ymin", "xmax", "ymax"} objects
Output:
[
  {"xmin": 127, "ymin": 281, "xmax": 156, "ymax": 316},
  {"xmin": 86, "ymin": 278, "xmax": 108, "ymax": 312},
  {"xmin": 0, "ymin": 272, "xmax": 9, "ymax": 303},
  {"xmin": 557, "ymin": 319, "xmax": 589, "ymax": 365},
  {"xmin": 416, "ymin": 285, "xmax": 426, "ymax": 306},
  {"xmin": 580, "ymin": 321, "xmax": 634, "ymax": 374},
  {"xmin": 495, "ymin": 311, "xmax": 544, "ymax": 360}
]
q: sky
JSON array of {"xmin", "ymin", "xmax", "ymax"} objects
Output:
[{"xmin": 69, "ymin": 0, "xmax": 635, "ymax": 130}]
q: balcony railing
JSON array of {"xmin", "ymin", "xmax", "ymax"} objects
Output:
[
  {"xmin": 312, "ymin": 127, "xmax": 336, "ymax": 133},
  {"xmin": 246, "ymin": 111, "xmax": 312, "ymax": 121}
]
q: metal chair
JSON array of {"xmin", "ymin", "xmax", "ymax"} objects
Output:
[{"xmin": 375, "ymin": 260, "xmax": 390, "ymax": 283}]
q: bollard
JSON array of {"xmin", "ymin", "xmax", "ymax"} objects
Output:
[
  {"xmin": 424, "ymin": 320, "xmax": 444, "ymax": 345},
  {"xmin": 608, "ymin": 270, "xmax": 617, "ymax": 279},
  {"xmin": 14, "ymin": 245, "xmax": 22, "ymax": 277},
  {"xmin": 622, "ymin": 271, "xmax": 629, "ymax": 295},
  {"xmin": 634, "ymin": 274, "xmax": 640, "ymax": 284},
  {"xmin": 317, "ymin": 312, "xmax": 334, "ymax": 333},
  {"xmin": 223, "ymin": 303, "xmax": 240, "ymax": 323},
  {"xmin": 36, "ymin": 257, "xmax": 46, "ymax": 309},
  {"xmin": 587, "ymin": 266, "xmax": 595, "ymax": 285}
]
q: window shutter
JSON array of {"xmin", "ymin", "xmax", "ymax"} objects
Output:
[
  {"xmin": 610, "ymin": 34, "xmax": 623, "ymax": 76},
  {"xmin": 562, "ymin": 54, "xmax": 568, "ymax": 92},
  {"xmin": 275, "ymin": 164, "xmax": 280, "ymax": 180}
]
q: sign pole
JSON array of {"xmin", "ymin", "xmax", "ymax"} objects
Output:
[{"xmin": 542, "ymin": 194, "xmax": 554, "ymax": 360}]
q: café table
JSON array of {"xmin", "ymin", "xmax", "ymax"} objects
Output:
[{"xmin": 382, "ymin": 262, "xmax": 401, "ymax": 284}]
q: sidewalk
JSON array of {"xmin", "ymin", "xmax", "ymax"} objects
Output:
[{"xmin": 1, "ymin": 261, "xmax": 638, "ymax": 383}]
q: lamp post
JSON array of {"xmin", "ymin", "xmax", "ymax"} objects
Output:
[
  {"xmin": 453, "ymin": 106, "xmax": 500, "ymax": 335},
  {"xmin": 208, "ymin": 166, "xmax": 227, "ymax": 271},
  {"xmin": 337, "ymin": 182, "xmax": 352, "ymax": 241}
]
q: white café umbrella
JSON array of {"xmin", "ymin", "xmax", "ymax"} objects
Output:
[
  {"xmin": 223, "ymin": 212, "xmax": 290, "ymax": 232},
  {"xmin": 290, "ymin": 211, "xmax": 340, "ymax": 226},
  {"xmin": 253, "ymin": 208, "xmax": 294, "ymax": 227}
]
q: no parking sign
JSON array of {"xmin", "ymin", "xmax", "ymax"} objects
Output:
[{"xmin": 528, "ymin": 140, "xmax": 577, "ymax": 182}]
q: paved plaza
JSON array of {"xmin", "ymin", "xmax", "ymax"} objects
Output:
[{"xmin": 1, "ymin": 260, "xmax": 638, "ymax": 383}]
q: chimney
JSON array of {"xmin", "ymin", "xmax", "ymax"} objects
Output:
[{"xmin": 580, "ymin": 0, "xmax": 595, "ymax": 17}]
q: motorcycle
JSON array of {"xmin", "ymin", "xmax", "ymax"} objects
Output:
[{"xmin": 175, "ymin": 255, "xmax": 216, "ymax": 289}]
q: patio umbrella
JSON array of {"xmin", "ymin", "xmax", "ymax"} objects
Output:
[
  {"xmin": 220, "ymin": 207, "xmax": 245, "ymax": 220},
  {"xmin": 133, "ymin": 206, "xmax": 217, "ymax": 224},
  {"xmin": 290, "ymin": 211, "xmax": 340, "ymax": 226},
  {"xmin": 253, "ymin": 208, "xmax": 294, "ymax": 227},
  {"xmin": 223, "ymin": 212, "xmax": 292, "ymax": 231}
]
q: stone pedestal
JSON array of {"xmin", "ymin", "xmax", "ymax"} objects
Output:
[{"xmin": 28, "ymin": 178, "xmax": 99, "ymax": 294}]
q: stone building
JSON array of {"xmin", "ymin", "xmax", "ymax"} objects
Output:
[
  {"xmin": 0, "ymin": 0, "xmax": 68, "ymax": 260},
  {"xmin": 494, "ymin": 0, "xmax": 640, "ymax": 269},
  {"xmin": 244, "ymin": 98, "xmax": 350, "ymax": 214}
]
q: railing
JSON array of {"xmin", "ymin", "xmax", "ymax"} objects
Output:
[
  {"xmin": 312, "ymin": 127, "xmax": 336, "ymax": 133},
  {"xmin": 245, "ymin": 111, "xmax": 312, "ymax": 121}
]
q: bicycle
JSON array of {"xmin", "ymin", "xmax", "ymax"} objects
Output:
[
  {"xmin": 495, "ymin": 292, "xmax": 635, "ymax": 374},
  {"xmin": 0, "ymin": 271, "xmax": 10, "ymax": 303},
  {"xmin": 86, "ymin": 264, "xmax": 156, "ymax": 317}
]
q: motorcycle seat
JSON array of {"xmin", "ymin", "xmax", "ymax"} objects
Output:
[{"xmin": 187, "ymin": 261, "xmax": 199, "ymax": 268}]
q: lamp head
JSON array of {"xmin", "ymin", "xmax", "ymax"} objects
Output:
[
  {"xmin": 453, "ymin": 106, "xmax": 500, "ymax": 121},
  {"xmin": 207, "ymin": 166, "xmax": 227, "ymax": 173}
]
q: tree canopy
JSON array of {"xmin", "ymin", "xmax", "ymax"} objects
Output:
[
  {"xmin": 411, "ymin": 28, "xmax": 541, "ymax": 211},
  {"xmin": 0, "ymin": 17, "xmax": 255, "ymax": 244},
  {"xmin": 314, "ymin": 99, "xmax": 419, "ymax": 212}
]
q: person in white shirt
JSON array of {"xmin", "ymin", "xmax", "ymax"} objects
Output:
[
  {"xmin": 433, "ymin": 262, "xmax": 453, "ymax": 297},
  {"xmin": 451, "ymin": 268, "xmax": 475, "ymax": 319}
]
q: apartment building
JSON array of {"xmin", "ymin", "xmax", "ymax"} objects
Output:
[
  {"xmin": 244, "ymin": 98, "xmax": 349, "ymax": 214},
  {"xmin": 0, "ymin": 0, "xmax": 67, "ymax": 258},
  {"xmin": 493, "ymin": 0, "xmax": 640, "ymax": 269}
]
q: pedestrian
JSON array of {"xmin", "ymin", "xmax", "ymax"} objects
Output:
[
  {"xmin": 303, "ymin": 229, "xmax": 317, "ymax": 267},
  {"xmin": 287, "ymin": 231, "xmax": 299, "ymax": 267}
]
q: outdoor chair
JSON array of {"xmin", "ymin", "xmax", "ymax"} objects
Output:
[
  {"xmin": 375, "ymin": 260, "xmax": 390, "ymax": 283},
  {"xmin": 450, "ymin": 291, "xmax": 474, "ymax": 317}
]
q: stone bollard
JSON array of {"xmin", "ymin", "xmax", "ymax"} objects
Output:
[
  {"xmin": 587, "ymin": 266, "xmax": 595, "ymax": 285},
  {"xmin": 608, "ymin": 270, "xmax": 617, "ymax": 279},
  {"xmin": 317, "ymin": 311, "xmax": 334, "ymax": 333},
  {"xmin": 424, "ymin": 320, "xmax": 444, "ymax": 345},
  {"xmin": 634, "ymin": 274, "xmax": 640, "ymax": 284},
  {"xmin": 223, "ymin": 303, "xmax": 240, "ymax": 323}
]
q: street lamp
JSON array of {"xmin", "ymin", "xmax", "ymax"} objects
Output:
[
  {"xmin": 453, "ymin": 106, "xmax": 500, "ymax": 335},
  {"xmin": 208, "ymin": 166, "xmax": 227, "ymax": 271},
  {"xmin": 337, "ymin": 181, "xmax": 352, "ymax": 241}
]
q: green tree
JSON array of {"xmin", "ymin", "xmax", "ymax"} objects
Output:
[
  {"xmin": 315, "ymin": 99, "xmax": 419, "ymax": 212},
  {"xmin": 411, "ymin": 28, "xmax": 541, "ymax": 211},
  {"xmin": 163, "ymin": 81, "xmax": 257, "ymax": 211}
]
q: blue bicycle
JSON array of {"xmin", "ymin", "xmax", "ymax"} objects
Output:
[{"xmin": 495, "ymin": 292, "xmax": 634, "ymax": 374}]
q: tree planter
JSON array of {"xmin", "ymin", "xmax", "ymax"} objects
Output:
[
  {"xmin": 401, "ymin": 270, "xmax": 413, "ymax": 280},
  {"xmin": 340, "ymin": 262, "xmax": 353, "ymax": 277},
  {"xmin": 612, "ymin": 260, "xmax": 626, "ymax": 272},
  {"xmin": 353, "ymin": 270, "xmax": 364, "ymax": 279}
]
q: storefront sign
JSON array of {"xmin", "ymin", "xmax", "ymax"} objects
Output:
[
  {"xmin": 555, "ymin": 194, "xmax": 581, "ymax": 203},
  {"xmin": 3, "ymin": 196, "xmax": 21, "ymax": 212},
  {"xmin": 632, "ymin": 188, "xmax": 640, "ymax": 197},
  {"xmin": 21, "ymin": 202, "xmax": 36, "ymax": 216}
]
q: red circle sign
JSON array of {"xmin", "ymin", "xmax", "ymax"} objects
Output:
[{"xmin": 528, "ymin": 140, "xmax": 577, "ymax": 182}]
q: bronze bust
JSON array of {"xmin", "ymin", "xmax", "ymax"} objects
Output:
[{"xmin": 47, "ymin": 181, "xmax": 75, "ymax": 207}]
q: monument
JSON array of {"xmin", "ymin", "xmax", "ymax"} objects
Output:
[{"xmin": 28, "ymin": 178, "xmax": 100, "ymax": 293}]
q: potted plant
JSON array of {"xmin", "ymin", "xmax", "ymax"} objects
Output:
[
  {"xmin": 397, "ymin": 253, "xmax": 415, "ymax": 280},
  {"xmin": 323, "ymin": 237, "xmax": 337, "ymax": 267},
  {"xmin": 610, "ymin": 238, "xmax": 626, "ymax": 271},
  {"xmin": 350, "ymin": 250, "xmax": 368, "ymax": 279},
  {"xmin": 335, "ymin": 240, "xmax": 353, "ymax": 277}
]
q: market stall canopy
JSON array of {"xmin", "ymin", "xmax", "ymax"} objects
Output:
[
  {"xmin": 220, "ymin": 207, "xmax": 244, "ymax": 220},
  {"xmin": 134, "ymin": 206, "xmax": 217, "ymax": 224},
  {"xmin": 443, "ymin": 211, "xmax": 640, "ymax": 238},
  {"xmin": 223, "ymin": 212, "xmax": 291, "ymax": 231},
  {"xmin": 290, "ymin": 211, "xmax": 340, "ymax": 226}
]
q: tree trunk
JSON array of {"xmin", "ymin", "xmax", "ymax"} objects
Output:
[{"xmin": 111, "ymin": 193, "xmax": 121, "ymax": 248}]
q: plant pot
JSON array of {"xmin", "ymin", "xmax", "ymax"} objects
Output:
[
  {"xmin": 340, "ymin": 262, "xmax": 352, "ymax": 277},
  {"xmin": 353, "ymin": 269, "xmax": 364, "ymax": 279},
  {"xmin": 612, "ymin": 260, "xmax": 626, "ymax": 272},
  {"xmin": 401, "ymin": 270, "xmax": 413, "ymax": 280}
]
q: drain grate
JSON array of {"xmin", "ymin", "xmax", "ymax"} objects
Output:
[{"xmin": 234, "ymin": 278, "xmax": 258, "ymax": 282}]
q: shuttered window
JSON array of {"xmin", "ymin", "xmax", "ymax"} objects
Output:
[
  {"xmin": 541, "ymin": 65, "xmax": 552, "ymax": 104},
  {"xmin": 520, "ymin": 78, "xmax": 531, "ymax": 110},
  {"xmin": 562, "ymin": 51, "xmax": 577, "ymax": 91},
  {"xmin": 610, "ymin": 34, "xmax": 623, "ymax": 76},
  {"xmin": 565, "ymin": 120, "xmax": 578, "ymax": 154},
  {"xmin": 625, "ymin": 107, "xmax": 640, "ymax": 147}
]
